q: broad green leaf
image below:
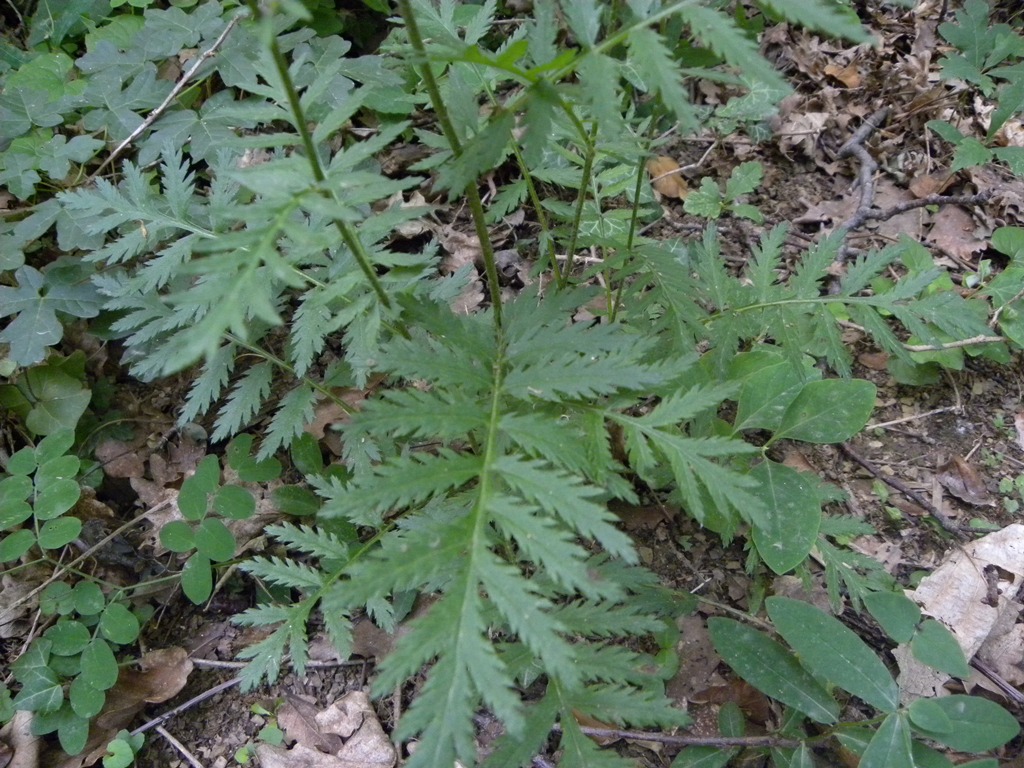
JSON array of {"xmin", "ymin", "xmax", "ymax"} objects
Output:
[
  {"xmin": 103, "ymin": 737, "xmax": 139, "ymax": 768},
  {"xmin": 69, "ymin": 677, "xmax": 105, "ymax": 719},
  {"xmin": 215, "ymin": 485, "xmax": 256, "ymax": 520},
  {"xmin": 683, "ymin": 177, "xmax": 723, "ymax": 219},
  {"xmin": 724, "ymin": 161, "xmax": 763, "ymax": 200},
  {"xmin": 0, "ymin": 529, "xmax": 36, "ymax": 562},
  {"xmin": 181, "ymin": 553, "xmax": 213, "ymax": 604},
  {"xmin": 37, "ymin": 516, "xmax": 82, "ymax": 550},
  {"xmin": 914, "ymin": 695, "xmax": 1020, "ymax": 751},
  {"xmin": 178, "ymin": 455, "xmax": 220, "ymax": 520},
  {"xmin": 766, "ymin": 597, "xmax": 899, "ymax": 712},
  {"xmin": 43, "ymin": 621, "xmax": 90, "ymax": 656},
  {"xmin": 908, "ymin": 698, "xmax": 953, "ymax": 734},
  {"xmin": 859, "ymin": 712, "xmax": 914, "ymax": 768},
  {"xmin": 57, "ymin": 707, "xmax": 91, "ymax": 756},
  {"xmin": 195, "ymin": 518, "xmax": 236, "ymax": 562},
  {"xmin": 748, "ymin": 461, "xmax": 820, "ymax": 574},
  {"xmin": 707, "ymin": 617, "xmax": 839, "ymax": 724},
  {"xmin": 773, "ymin": 379, "xmax": 876, "ymax": 444},
  {"xmin": 730, "ymin": 349, "xmax": 817, "ymax": 432},
  {"xmin": 159, "ymin": 521, "xmax": 195, "ymax": 553},
  {"xmin": 910, "ymin": 620, "xmax": 970, "ymax": 678},
  {"xmin": 72, "ymin": 582, "xmax": 105, "ymax": 616},
  {"xmin": 99, "ymin": 603, "xmax": 140, "ymax": 645},
  {"xmin": 864, "ymin": 591, "xmax": 920, "ymax": 643},
  {"xmin": 289, "ymin": 433, "xmax": 324, "ymax": 476},
  {"xmin": 271, "ymin": 485, "xmax": 321, "ymax": 516},
  {"xmin": 80, "ymin": 639, "xmax": 119, "ymax": 691}
]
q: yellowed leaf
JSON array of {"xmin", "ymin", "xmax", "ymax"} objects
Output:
[{"xmin": 646, "ymin": 155, "xmax": 689, "ymax": 199}]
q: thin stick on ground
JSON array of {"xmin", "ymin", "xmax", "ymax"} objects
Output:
[
  {"xmin": 131, "ymin": 677, "xmax": 242, "ymax": 737},
  {"xmin": 157, "ymin": 725, "xmax": 207, "ymax": 768},
  {"xmin": 551, "ymin": 723, "xmax": 804, "ymax": 749},
  {"xmin": 90, "ymin": 10, "xmax": 247, "ymax": 180},
  {"xmin": 839, "ymin": 442, "xmax": 967, "ymax": 540}
]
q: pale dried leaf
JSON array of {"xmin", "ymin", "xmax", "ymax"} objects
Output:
[
  {"xmin": 937, "ymin": 455, "xmax": 995, "ymax": 507},
  {"xmin": 646, "ymin": 156, "xmax": 689, "ymax": 199}
]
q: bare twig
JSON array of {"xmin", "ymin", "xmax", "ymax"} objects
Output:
[
  {"xmin": 131, "ymin": 677, "xmax": 242, "ymax": 736},
  {"xmin": 551, "ymin": 723, "xmax": 803, "ymax": 749},
  {"xmin": 156, "ymin": 726, "xmax": 206, "ymax": 768},
  {"xmin": 90, "ymin": 11, "xmax": 248, "ymax": 180},
  {"xmin": 863, "ymin": 192, "xmax": 992, "ymax": 223},
  {"xmin": 835, "ymin": 107, "xmax": 890, "ymax": 262},
  {"xmin": 903, "ymin": 334, "xmax": 1005, "ymax": 352},
  {"xmin": 839, "ymin": 443, "xmax": 967, "ymax": 540},
  {"xmin": 866, "ymin": 405, "xmax": 960, "ymax": 431},
  {"xmin": 990, "ymin": 284, "xmax": 1024, "ymax": 328}
]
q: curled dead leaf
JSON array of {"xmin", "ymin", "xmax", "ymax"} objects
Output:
[
  {"xmin": 646, "ymin": 155, "xmax": 689, "ymax": 199},
  {"xmin": 937, "ymin": 455, "xmax": 995, "ymax": 507},
  {"xmin": 824, "ymin": 62, "xmax": 861, "ymax": 87}
]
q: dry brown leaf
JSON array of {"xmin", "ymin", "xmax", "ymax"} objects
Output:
[
  {"xmin": 54, "ymin": 648, "xmax": 193, "ymax": 768},
  {"xmin": 279, "ymin": 694, "xmax": 343, "ymax": 753},
  {"xmin": 572, "ymin": 710, "xmax": 618, "ymax": 746},
  {"xmin": 258, "ymin": 692, "xmax": 396, "ymax": 768},
  {"xmin": 857, "ymin": 351, "xmax": 889, "ymax": 371},
  {"xmin": 824, "ymin": 62, "xmax": 861, "ymax": 88},
  {"xmin": 1014, "ymin": 412, "xmax": 1024, "ymax": 452},
  {"xmin": 925, "ymin": 205, "xmax": 988, "ymax": 262},
  {"xmin": 937, "ymin": 455, "xmax": 995, "ymax": 507},
  {"xmin": 908, "ymin": 171, "xmax": 954, "ymax": 198},
  {"xmin": 646, "ymin": 156, "xmax": 689, "ymax": 199}
]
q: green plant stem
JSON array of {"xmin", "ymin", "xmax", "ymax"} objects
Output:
[
  {"xmin": 562, "ymin": 121, "xmax": 600, "ymax": 288},
  {"xmin": 396, "ymin": 0, "xmax": 504, "ymax": 328},
  {"xmin": 610, "ymin": 153, "xmax": 650, "ymax": 322},
  {"xmin": 224, "ymin": 334, "xmax": 356, "ymax": 415},
  {"xmin": 256, "ymin": 7, "xmax": 394, "ymax": 316}
]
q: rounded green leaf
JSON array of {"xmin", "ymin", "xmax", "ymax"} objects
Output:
[
  {"xmin": 910, "ymin": 620, "xmax": 970, "ymax": 679},
  {"xmin": 35, "ymin": 430, "xmax": 76, "ymax": 465},
  {"xmin": 159, "ymin": 520, "xmax": 195, "ymax": 553},
  {"xmin": 766, "ymin": 596, "xmax": 899, "ymax": 712},
  {"xmin": 38, "ymin": 516, "xmax": 82, "ymax": 550},
  {"xmin": 178, "ymin": 455, "xmax": 220, "ymax": 520},
  {"xmin": 57, "ymin": 708, "xmax": 91, "ymax": 756},
  {"xmin": 914, "ymin": 695, "xmax": 1020, "ymax": 751},
  {"xmin": 707, "ymin": 617, "xmax": 839, "ymax": 724},
  {"xmin": 99, "ymin": 603, "xmax": 140, "ymax": 645},
  {"xmin": 774, "ymin": 379, "xmax": 876, "ymax": 444},
  {"xmin": 215, "ymin": 484, "xmax": 255, "ymax": 520},
  {"xmin": 864, "ymin": 592, "xmax": 920, "ymax": 644},
  {"xmin": 0, "ymin": 529, "xmax": 36, "ymax": 562},
  {"xmin": 80, "ymin": 639, "xmax": 119, "ymax": 691},
  {"xmin": 181, "ymin": 553, "xmax": 212, "ymax": 604},
  {"xmin": 195, "ymin": 518, "xmax": 236, "ymax": 562},
  {"xmin": 34, "ymin": 478, "xmax": 81, "ymax": 520},
  {"xmin": 69, "ymin": 676, "xmax": 106, "ymax": 719},
  {"xmin": 0, "ymin": 499, "xmax": 33, "ymax": 530},
  {"xmin": 41, "ymin": 582, "xmax": 74, "ymax": 615},
  {"xmin": 271, "ymin": 485, "xmax": 320, "ymax": 516},
  {"xmin": 290, "ymin": 433, "xmax": 324, "ymax": 476},
  {"xmin": 44, "ymin": 621, "xmax": 90, "ymax": 656},
  {"xmin": 103, "ymin": 738, "xmax": 138, "ymax": 768},
  {"xmin": 0, "ymin": 473, "xmax": 33, "ymax": 506},
  {"xmin": 7, "ymin": 446, "xmax": 37, "ymax": 476},
  {"xmin": 909, "ymin": 698, "xmax": 952, "ymax": 734},
  {"xmin": 72, "ymin": 581, "xmax": 105, "ymax": 616},
  {"xmin": 748, "ymin": 461, "xmax": 820, "ymax": 574}
]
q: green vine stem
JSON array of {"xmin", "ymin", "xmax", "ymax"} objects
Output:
[
  {"xmin": 561, "ymin": 120, "xmax": 600, "ymax": 288},
  {"xmin": 396, "ymin": 0, "xmax": 505, "ymax": 329},
  {"xmin": 250, "ymin": 2, "xmax": 396, "ymax": 318}
]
